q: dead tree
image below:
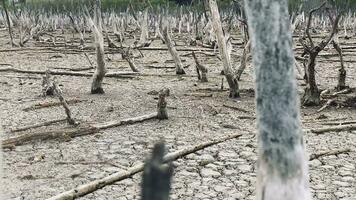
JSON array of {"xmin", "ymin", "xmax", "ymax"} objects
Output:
[
  {"xmin": 192, "ymin": 51, "xmax": 208, "ymax": 82},
  {"xmin": 236, "ymin": 40, "xmax": 250, "ymax": 80},
  {"xmin": 327, "ymin": 10, "xmax": 348, "ymax": 91},
  {"xmin": 89, "ymin": 0, "xmax": 106, "ymax": 94},
  {"xmin": 137, "ymin": 7, "xmax": 151, "ymax": 47},
  {"xmin": 162, "ymin": 24, "xmax": 186, "ymax": 75},
  {"xmin": 332, "ymin": 35, "xmax": 347, "ymax": 91},
  {"xmin": 0, "ymin": 126, "xmax": 3, "ymax": 198},
  {"xmin": 68, "ymin": 14, "xmax": 85, "ymax": 47},
  {"xmin": 141, "ymin": 142, "xmax": 173, "ymax": 200},
  {"xmin": 208, "ymin": 0, "xmax": 240, "ymax": 98},
  {"xmin": 52, "ymin": 83, "xmax": 76, "ymax": 125},
  {"xmin": 122, "ymin": 47, "xmax": 140, "ymax": 72},
  {"xmin": 2, "ymin": 0, "xmax": 17, "ymax": 46},
  {"xmin": 157, "ymin": 88, "xmax": 169, "ymax": 120},
  {"xmin": 42, "ymin": 70, "xmax": 55, "ymax": 96},
  {"xmin": 299, "ymin": 2, "xmax": 340, "ymax": 106},
  {"xmin": 245, "ymin": 0, "xmax": 311, "ymax": 200}
]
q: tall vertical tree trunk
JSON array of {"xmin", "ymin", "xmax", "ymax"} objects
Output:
[
  {"xmin": 139, "ymin": 7, "xmax": 149, "ymax": 45},
  {"xmin": 208, "ymin": 0, "xmax": 240, "ymax": 98},
  {"xmin": 0, "ymin": 126, "xmax": 3, "ymax": 198},
  {"xmin": 332, "ymin": 34, "xmax": 347, "ymax": 91},
  {"xmin": 163, "ymin": 25, "xmax": 186, "ymax": 75},
  {"xmin": 245, "ymin": 1, "xmax": 311, "ymax": 200},
  {"xmin": 2, "ymin": 0, "xmax": 16, "ymax": 47},
  {"xmin": 90, "ymin": 0, "xmax": 106, "ymax": 94},
  {"xmin": 236, "ymin": 40, "xmax": 250, "ymax": 80},
  {"xmin": 303, "ymin": 54, "xmax": 320, "ymax": 106}
]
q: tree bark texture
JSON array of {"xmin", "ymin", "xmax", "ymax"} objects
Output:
[
  {"xmin": 208, "ymin": 0, "xmax": 240, "ymax": 98},
  {"xmin": 163, "ymin": 26, "xmax": 186, "ymax": 75},
  {"xmin": 244, "ymin": 1, "xmax": 311, "ymax": 200},
  {"xmin": 89, "ymin": 2, "xmax": 106, "ymax": 94}
]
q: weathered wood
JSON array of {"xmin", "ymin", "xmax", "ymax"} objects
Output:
[
  {"xmin": 192, "ymin": 51, "xmax": 208, "ymax": 82},
  {"xmin": 245, "ymin": 0, "xmax": 311, "ymax": 200},
  {"xmin": 209, "ymin": 0, "xmax": 240, "ymax": 98},
  {"xmin": 2, "ymin": 0, "xmax": 17, "ymax": 47},
  {"xmin": 52, "ymin": 83, "xmax": 76, "ymax": 125},
  {"xmin": 89, "ymin": 5, "xmax": 107, "ymax": 94},
  {"xmin": 311, "ymin": 124, "xmax": 356, "ymax": 134},
  {"xmin": 163, "ymin": 25, "xmax": 186, "ymax": 75},
  {"xmin": 10, "ymin": 118, "xmax": 67, "ymax": 133},
  {"xmin": 0, "ymin": 66, "xmax": 138, "ymax": 78},
  {"xmin": 23, "ymin": 99, "xmax": 85, "ymax": 112},
  {"xmin": 157, "ymin": 89, "xmax": 169, "ymax": 120},
  {"xmin": 236, "ymin": 40, "xmax": 250, "ymax": 80},
  {"xmin": 46, "ymin": 132, "xmax": 243, "ymax": 200},
  {"xmin": 2, "ymin": 113, "xmax": 158, "ymax": 149},
  {"xmin": 142, "ymin": 142, "xmax": 173, "ymax": 200},
  {"xmin": 300, "ymin": 3, "xmax": 340, "ymax": 106},
  {"xmin": 309, "ymin": 148, "xmax": 351, "ymax": 161}
]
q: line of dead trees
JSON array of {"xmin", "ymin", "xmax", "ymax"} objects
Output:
[{"xmin": 0, "ymin": 0, "xmax": 355, "ymax": 107}]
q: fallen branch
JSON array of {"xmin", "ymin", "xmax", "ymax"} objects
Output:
[
  {"xmin": 2, "ymin": 113, "xmax": 157, "ymax": 149},
  {"xmin": 46, "ymin": 132, "xmax": 243, "ymax": 200},
  {"xmin": 10, "ymin": 118, "xmax": 67, "ymax": 133},
  {"xmin": 309, "ymin": 148, "xmax": 351, "ymax": 161},
  {"xmin": 0, "ymin": 65, "xmax": 197, "ymax": 78},
  {"xmin": 310, "ymin": 124, "xmax": 356, "ymax": 134},
  {"xmin": 223, "ymin": 104, "xmax": 250, "ymax": 113},
  {"xmin": 23, "ymin": 99, "xmax": 85, "ymax": 112},
  {"xmin": 321, "ymin": 120, "xmax": 356, "ymax": 126},
  {"xmin": 53, "ymin": 83, "xmax": 76, "ymax": 125},
  {"xmin": 0, "ymin": 66, "xmax": 138, "ymax": 78}
]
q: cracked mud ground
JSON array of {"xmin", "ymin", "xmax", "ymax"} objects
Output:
[{"xmin": 0, "ymin": 29, "xmax": 355, "ymax": 199}]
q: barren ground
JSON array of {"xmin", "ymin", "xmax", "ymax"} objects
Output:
[{"xmin": 0, "ymin": 28, "xmax": 355, "ymax": 200}]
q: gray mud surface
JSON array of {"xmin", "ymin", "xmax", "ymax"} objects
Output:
[{"xmin": 0, "ymin": 29, "xmax": 355, "ymax": 199}]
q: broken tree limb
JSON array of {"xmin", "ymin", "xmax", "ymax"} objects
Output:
[
  {"xmin": 2, "ymin": 113, "xmax": 158, "ymax": 149},
  {"xmin": 52, "ymin": 83, "xmax": 76, "ymax": 125},
  {"xmin": 10, "ymin": 118, "xmax": 67, "ymax": 133},
  {"xmin": 23, "ymin": 99, "xmax": 85, "ymax": 112},
  {"xmin": 46, "ymin": 132, "xmax": 243, "ymax": 200},
  {"xmin": 310, "ymin": 124, "xmax": 356, "ymax": 134},
  {"xmin": 309, "ymin": 148, "xmax": 351, "ymax": 161},
  {"xmin": 0, "ymin": 66, "xmax": 138, "ymax": 78},
  {"xmin": 157, "ymin": 88, "xmax": 170, "ymax": 120},
  {"xmin": 2, "ymin": 127, "xmax": 99, "ymax": 149},
  {"xmin": 192, "ymin": 51, "xmax": 208, "ymax": 82},
  {"xmin": 92, "ymin": 113, "xmax": 157, "ymax": 129}
]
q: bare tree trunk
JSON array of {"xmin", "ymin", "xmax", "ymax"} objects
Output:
[
  {"xmin": 139, "ymin": 7, "xmax": 149, "ymax": 45},
  {"xmin": 303, "ymin": 53, "xmax": 320, "ymax": 106},
  {"xmin": 299, "ymin": 3, "xmax": 340, "ymax": 106},
  {"xmin": 236, "ymin": 40, "xmax": 250, "ymax": 80},
  {"xmin": 245, "ymin": 1, "xmax": 311, "ymax": 200},
  {"xmin": 141, "ymin": 142, "xmax": 173, "ymax": 200},
  {"xmin": 90, "ymin": 0, "xmax": 106, "ymax": 94},
  {"xmin": 208, "ymin": 0, "xmax": 239, "ymax": 98},
  {"xmin": 2, "ymin": 0, "xmax": 17, "ymax": 47},
  {"xmin": 192, "ymin": 51, "xmax": 208, "ymax": 82},
  {"xmin": 162, "ymin": 25, "xmax": 186, "ymax": 75},
  {"xmin": 332, "ymin": 35, "xmax": 347, "ymax": 91},
  {"xmin": 157, "ymin": 88, "xmax": 169, "ymax": 120},
  {"xmin": 0, "ymin": 126, "xmax": 3, "ymax": 198}
]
